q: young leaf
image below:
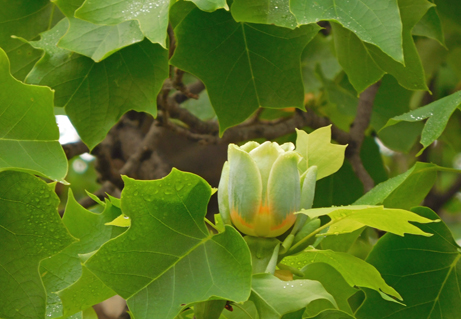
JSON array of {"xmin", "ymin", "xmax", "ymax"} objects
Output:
[
  {"xmin": 0, "ymin": 47, "xmax": 68, "ymax": 182},
  {"xmin": 283, "ymin": 249, "xmax": 402, "ymax": 300},
  {"xmin": 84, "ymin": 169, "xmax": 252, "ymax": 319},
  {"xmin": 295, "ymin": 126, "xmax": 347, "ymax": 179},
  {"xmin": 298, "ymin": 205, "xmax": 439, "ymax": 237},
  {"xmin": 250, "ymin": 273, "xmax": 337, "ymax": 319},
  {"xmin": 0, "ymin": 171, "xmax": 76, "ymax": 319},
  {"xmin": 25, "ymin": 20, "xmax": 169, "ymax": 150},
  {"xmin": 40, "ymin": 190, "xmax": 124, "ymax": 318},
  {"xmin": 291, "ymin": 0, "xmax": 404, "ymax": 63},
  {"xmin": 171, "ymin": 5, "xmax": 319, "ymax": 133},
  {"xmin": 356, "ymin": 207, "xmax": 461, "ymax": 318},
  {"xmin": 355, "ymin": 162, "xmax": 461, "ymax": 209},
  {"xmin": 382, "ymin": 90, "xmax": 461, "ymax": 156},
  {"xmin": 54, "ymin": 0, "xmax": 144, "ymax": 62}
]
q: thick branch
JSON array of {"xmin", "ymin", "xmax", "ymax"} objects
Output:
[{"xmin": 347, "ymin": 82, "xmax": 381, "ymax": 192}]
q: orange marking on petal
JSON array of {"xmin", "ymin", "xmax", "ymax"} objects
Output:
[
  {"xmin": 270, "ymin": 213, "xmax": 296, "ymax": 231},
  {"xmin": 257, "ymin": 205, "xmax": 271, "ymax": 215},
  {"xmin": 231, "ymin": 210, "xmax": 254, "ymax": 229}
]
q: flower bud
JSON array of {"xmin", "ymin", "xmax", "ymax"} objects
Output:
[{"xmin": 218, "ymin": 141, "xmax": 301, "ymax": 237}]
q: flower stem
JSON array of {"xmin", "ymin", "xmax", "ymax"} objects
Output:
[{"xmin": 285, "ymin": 220, "xmax": 334, "ymax": 256}]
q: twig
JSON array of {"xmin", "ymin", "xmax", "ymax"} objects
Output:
[
  {"xmin": 62, "ymin": 141, "xmax": 89, "ymax": 160},
  {"xmin": 119, "ymin": 123, "xmax": 163, "ymax": 177},
  {"xmin": 173, "ymin": 68, "xmax": 199, "ymax": 100}
]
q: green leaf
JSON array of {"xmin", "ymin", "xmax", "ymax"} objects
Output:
[
  {"xmin": 332, "ymin": 0, "xmax": 432, "ymax": 93},
  {"xmin": 171, "ymin": 6, "xmax": 319, "ymax": 132},
  {"xmin": 84, "ymin": 169, "xmax": 252, "ymax": 319},
  {"xmin": 0, "ymin": 1, "xmax": 62, "ymax": 80},
  {"xmin": 231, "ymin": 0, "xmax": 298, "ymax": 29},
  {"xmin": 356, "ymin": 207, "xmax": 461, "ymax": 319},
  {"xmin": 355, "ymin": 162, "xmax": 461, "ymax": 209},
  {"xmin": 298, "ymin": 205, "xmax": 438, "ymax": 237},
  {"xmin": 331, "ymin": 23, "xmax": 384, "ymax": 94},
  {"xmin": 250, "ymin": 273, "xmax": 337, "ymax": 319},
  {"xmin": 188, "ymin": 0, "xmax": 229, "ymax": 11},
  {"xmin": 371, "ymin": 75, "xmax": 423, "ymax": 153},
  {"xmin": 413, "ymin": 5, "xmax": 445, "ymax": 46},
  {"xmin": 301, "ymin": 34, "xmax": 341, "ymax": 94},
  {"xmin": 54, "ymin": 0, "xmax": 144, "ymax": 62},
  {"xmin": 40, "ymin": 190, "xmax": 124, "ymax": 318},
  {"xmin": 382, "ymin": 90, "xmax": 461, "ymax": 156},
  {"xmin": 0, "ymin": 171, "xmax": 76, "ymax": 319},
  {"xmin": 305, "ymin": 309, "xmax": 356, "ymax": 319},
  {"xmin": 313, "ymin": 161, "xmax": 364, "ymax": 208},
  {"xmin": 320, "ymin": 228, "xmax": 365, "ymax": 254},
  {"xmin": 75, "ymin": 0, "xmax": 168, "ymax": 47},
  {"xmin": 283, "ymin": 249, "xmax": 401, "ymax": 300},
  {"xmin": 105, "ymin": 213, "xmax": 131, "ymax": 227},
  {"xmin": 317, "ymin": 66, "xmax": 357, "ymax": 132},
  {"xmin": 0, "ymin": 47, "xmax": 68, "ymax": 182},
  {"xmin": 295, "ymin": 126, "xmax": 347, "ymax": 179},
  {"xmin": 25, "ymin": 20, "xmax": 169, "ymax": 149},
  {"xmin": 371, "ymin": 75, "xmax": 414, "ymax": 131},
  {"xmin": 302, "ymin": 263, "xmax": 358, "ymax": 315},
  {"xmin": 290, "ymin": 0, "xmax": 404, "ymax": 63},
  {"xmin": 57, "ymin": 267, "xmax": 117, "ymax": 319},
  {"xmin": 222, "ymin": 301, "xmax": 259, "ymax": 319}
]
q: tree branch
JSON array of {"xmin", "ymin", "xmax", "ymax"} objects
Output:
[
  {"xmin": 62, "ymin": 141, "xmax": 89, "ymax": 160},
  {"xmin": 347, "ymin": 82, "xmax": 381, "ymax": 192}
]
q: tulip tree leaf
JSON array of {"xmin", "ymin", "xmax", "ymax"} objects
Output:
[
  {"xmin": 355, "ymin": 162, "xmax": 461, "ymax": 209},
  {"xmin": 40, "ymin": 190, "xmax": 124, "ymax": 318},
  {"xmin": 250, "ymin": 273, "xmax": 337, "ymax": 319},
  {"xmin": 382, "ymin": 90, "xmax": 461, "ymax": 156},
  {"xmin": 412, "ymin": 6, "xmax": 445, "ymax": 46},
  {"xmin": 75, "ymin": 0, "xmax": 169, "ymax": 47},
  {"xmin": 188, "ymin": 0, "xmax": 229, "ymax": 11},
  {"xmin": 25, "ymin": 19, "xmax": 169, "ymax": 150},
  {"xmin": 295, "ymin": 126, "xmax": 347, "ymax": 180},
  {"xmin": 283, "ymin": 249, "xmax": 401, "ymax": 300},
  {"xmin": 57, "ymin": 266, "xmax": 117, "ymax": 319},
  {"xmin": 298, "ymin": 205, "xmax": 439, "ymax": 237},
  {"xmin": 305, "ymin": 309, "xmax": 356, "ymax": 319},
  {"xmin": 105, "ymin": 214, "xmax": 131, "ymax": 227},
  {"xmin": 356, "ymin": 207, "xmax": 461, "ymax": 319},
  {"xmin": 331, "ymin": 0, "xmax": 431, "ymax": 93},
  {"xmin": 231, "ymin": 0, "xmax": 298, "ymax": 29},
  {"xmin": 290, "ymin": 0, "xmax": 404, "ymax": 63},
  {"xmin": 0, "ymin": 47, "xmax": 68, "ymax": 182},
  {"xmin": 171, "ymin": 6, "xmax": 319, "ymax": 132},
  {"xmin": 54, "ymin": 0, "xmax": 144, "ymax": 62},
  {"xmin": 0, "ymin": 0, "xmax": 62, "ymax": 80},
  {"xmin": 84, "ymin": 169, "xmax": 252, "ymax": 319},
  {"xmin": 0, "ymin": 171, "xmax": 76, "ymax": 319},
  {"xmin": 370, "ymin": 75, "xmax": 423, "ymax": 153},
  {"xmin": 302, "ymin": 263, "xmax": 358, "ymax": 315}
]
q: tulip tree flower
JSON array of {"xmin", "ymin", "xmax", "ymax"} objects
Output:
[{"xmin": 218, "ymin": 126, "xmax": 346, "ymax": 238}]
